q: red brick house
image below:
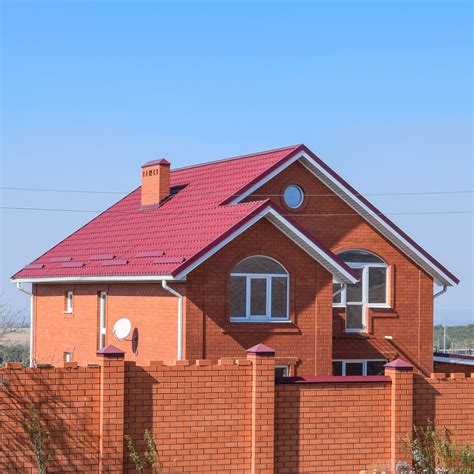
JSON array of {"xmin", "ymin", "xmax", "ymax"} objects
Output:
[{"xmin": 12, "ymin": 144, "xmax": 459, "ymax": 376}]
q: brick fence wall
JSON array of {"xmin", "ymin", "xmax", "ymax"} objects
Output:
[
  {"xmin": 0, "ymin": 363, "xmax": 100, "ymax": 472},
  {"xmin": 1, "ymin": 346, "xmax": 473, "ymax": 473}
]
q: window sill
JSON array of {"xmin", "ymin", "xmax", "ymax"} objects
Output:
[
  {"xmin": 221, "ymin": 322, "xmax": 300, "ymax": 334},
  {"xmin": 63, "ymin": 311, "xmax": 73, "ymax": 316}
]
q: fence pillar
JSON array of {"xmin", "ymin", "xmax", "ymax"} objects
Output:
[
  {"xmin": 97, "ymin": 345, "xmax": 126, "ymax": 473},
  {"xmin": 246, "ymin": 343, "xmax": 275, "ymax": 474},
  {"xmin": 385, "ymin": 358, "xmax": 414, "ymax": 470}
]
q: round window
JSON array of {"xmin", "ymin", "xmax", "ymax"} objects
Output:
[{"xmin": 283, "ymin": 185, "xmax": 304, "ymax": 209}]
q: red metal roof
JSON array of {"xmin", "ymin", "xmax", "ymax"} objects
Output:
[
  {"xmin": 13, "ymin": 145, "xmax": 303, "ymax": 280},
  {"xmin": 12, "ymin": 143, "xmax": 458, "ymax": 284}
]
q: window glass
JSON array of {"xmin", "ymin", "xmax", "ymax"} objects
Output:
[
  {"xmin": 367, "ymin": 360, "xmax": 386, "ymax": 376},
  {"xmin": 250, "ymin": 278, "xmax": 267, "ymax": 316},
  {"xmin": 230, "ymin": 276, "xmax": 246, "ymax": 317},
  {"xmin": 338, "ymin": 250, "xmax": 384, "ymax": 264},
  {"xmin": 234, "ymin": 256, "xmax": 286, "ymax": 274},
  {"xmin": 283, "ymin": 185, "xmax": 304, "ymax": 209},
  {"xmin": 345, "ymin": 362, "xmax": 364, "ymax": 376},
  {"xmin": 333, "ymin": 282, "xmax": 343, "ymax": 304},
  {"xmin": 275, "ymin": 366, "xmax": 289, "ymax": 378},
  {"xmin": 346, "ymin": 305, "xmax": 363, "ymax": 330},
  {"xmin": 346, "ymin": 268, "xmax": 363, "ymax": 302},
  {"xmin": 368, "ymin": 267, "xmax": 387, "ymax": 304},
  {"xmin": 332, "ymin": 361, "xmax": 343, "ymax": 376},
  {"xmin": 271, "ymin": 277, "xmax": 287, "ymax": 318},
  {"xmin": 231, "ymin": 256, "xmax": 289, "ymax": 321}
]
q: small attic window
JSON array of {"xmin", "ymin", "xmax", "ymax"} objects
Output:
[{"xmin": 283, "ymin": 185, "xmax": 304, "ymax": 209}]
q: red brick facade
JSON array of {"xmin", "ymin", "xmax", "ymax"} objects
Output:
[
  {"xmin": 32, "ymin": 160, "xmax": 436, "ymax": 375},
  {"xmin": 1, "ymin": 351, "xmax": 472, "ymax": 473}
]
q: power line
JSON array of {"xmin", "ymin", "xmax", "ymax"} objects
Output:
[
  {"xmin": 0, "ymin": 186, "xmax": 126, "ymax": 195},
  {"xmin": 1, "ymin": 186, "xmax": 473, "ymax": 197},
  {"xmin": 1, "ymin": 206, "xmax": 473, "ymax": 216}
]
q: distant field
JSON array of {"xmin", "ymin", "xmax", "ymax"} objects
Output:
[{"xmin": 2, "ymin": 327, "xmax": 29, "ymax": 344}]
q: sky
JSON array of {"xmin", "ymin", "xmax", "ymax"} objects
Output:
[{"xmin": 1, "ymin": 0, "xmax": 472, "ymax": 326}]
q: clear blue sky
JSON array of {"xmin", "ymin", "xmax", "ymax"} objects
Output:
[{"xmin": 1, "ymin": 1, "xmax": 472, "ymax": 325}]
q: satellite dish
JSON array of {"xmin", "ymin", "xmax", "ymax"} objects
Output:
[{"xmin": 113, "ymin": 318, "xmax": 132, "ymax": 340}]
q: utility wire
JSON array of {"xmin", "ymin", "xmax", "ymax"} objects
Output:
[
  {"xmin": 1, "ymin": 186, "xmax": 473, "ymax": 197},
  {"xmin": 1, "ymin": 206, "xmax": 473, "ymax": 216}
]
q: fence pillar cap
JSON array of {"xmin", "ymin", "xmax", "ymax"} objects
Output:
[
  {"xmin": 384, "ymin": 358, "xmax": 413, "ymax": 370},
  {"xmin": 246, "ymin": 343, "xmax": 275, "ymax": 356},
  {"xmin": 96, "ymin": 344, "xmax": 125, "ymax": 358}
]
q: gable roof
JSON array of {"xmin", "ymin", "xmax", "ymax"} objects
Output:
[
  {"xmin": 12, "ymin": 144, "xmax": 458, "ymax": 286},
  {"xmin": 223, "ymin": 145, "xmax": 459, "ymax": 287}
]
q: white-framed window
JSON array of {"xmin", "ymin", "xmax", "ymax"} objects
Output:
[
  {"xmin": 283, "ymin": 185, "xmax": 304, "ymax": 209},
  {"xmin": 275, "ymin": 365, "xmax": 289, "ymax": 377},
  {"xmin": 65, "ymin": 290, "xmax": 73, "ymax": 313},
  {"xmin": 332, "ymin": 250, "xmax": 389, "ymax": 332},
  {"xmin": 99, "ymin": 291, "xmax": 107, "ymax": 349},
  {"xmin": 63, "ymin": 352, "xmax": 73, "ymax": 363},
  {"xmin": 230, "ymin": 256, "xmax": 289, "ymax": 322},
  {"xmin": 332, "ymin": 359, "xmax": 387, "ymax": 376}
]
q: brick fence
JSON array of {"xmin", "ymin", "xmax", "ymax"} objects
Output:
[{"xmin": 1, "ymin": 345, "xmax": 473, "ymax": 473}]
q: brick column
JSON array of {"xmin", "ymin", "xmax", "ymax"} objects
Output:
[
  {"xmin": 385, "ymin": 358, "xmax": 414, "ymax": 470},
  {"xmin": 246, "ymin": 343, "xmax": 275, "ymax": 474},
  {"xmin": 97, "ymin": 344, "xmax": 126, "ymax": 473}
]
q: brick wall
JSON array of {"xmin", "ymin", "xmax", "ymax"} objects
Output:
[
  {"xmin": 34, "ymin": 283, "xmax": 178, "ymax": 366},
  {"xmin": 275, "ymin": 380, "xmax": 392, "ymax": 473},
  {"xmin": 2, "ymin": 350, "xmax": 473, "ymax": 473},
  {"xmin": 414, "ymin": 373, "xmax": 474, "ymax": 445},
  {"xmin": 434, "ymin": 360, "xmax": 474, "ymax": 375},
  {"xmin": 245, "ymin": 160, "xmax": 435, "ymax": 373},
  {"xmin": 123, "ymin": 358, "xmax": 254, "ymax": 472},
  {"xmin": 185, "ymin": 218, "xmax": 334, "ymax": 376},
  {"xmin": 0, "ymin": 363, "xmax": 100, "ymax": 472}
]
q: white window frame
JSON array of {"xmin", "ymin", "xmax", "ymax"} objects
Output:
[
  {"xmin": 64, "ymin": 290, "xmax": 73, "ymax": 314},
  {"xmin": 63, "ymin": 351, "xmax": 73, "ymax": 362},
  {"xmin": 333, "ymin": 359, "xmax": 387, "ymax": 376},
  {"xmin": 230, "ymin": 256, "xmax": 290, "ymax": 323},
  {"xmin": 333, "ymin": 257, "xmax": 389, "ymax": 333},
  {"xmin": 99, "ymin": 291, "xmax": 107, "ymax": 349}
]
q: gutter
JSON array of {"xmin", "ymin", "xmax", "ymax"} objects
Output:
[
  {"xmin": 15, "ymin": 282, "xmax": 34, "ymax": 367},
  {"xmin": 161, "ymin": 280, "xmax": 184, "ymax": 360}
]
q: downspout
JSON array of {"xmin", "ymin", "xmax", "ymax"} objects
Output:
[
  {"xmin": 434, "ymin": 285, "xmax": 448, "ymax": 299},
  {"xmin": 161, "ymin": 280, "xmax": 183, "ymax": 360},
  {"xmin": 16, "ymin": 282, "xmax": 34, "ymax": 367}
]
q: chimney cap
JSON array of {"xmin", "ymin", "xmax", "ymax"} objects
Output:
[{"xmin": 142, "ymin": 159, "xmax": 170, "ymax": 168}]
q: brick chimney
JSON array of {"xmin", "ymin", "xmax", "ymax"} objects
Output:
[{"xmin": 141, "ymin": 159, "xmax": 171, "ymax": 207}]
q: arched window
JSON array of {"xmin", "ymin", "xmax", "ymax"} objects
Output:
[
  {"xmin": 230, "ymin": 256, "xmax": 289, "ymax": 321},
  {"xmin": 333, "ymin": 250, "xmax": 388, "ymax": 332}
]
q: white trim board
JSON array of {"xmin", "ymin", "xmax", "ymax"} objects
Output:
[{"xmin": 228, "ymin": 149, "xmax": 457, "ymax": 287}]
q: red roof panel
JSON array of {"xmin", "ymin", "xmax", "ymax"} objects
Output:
[{"xmin": 13, "ymin": 145, "xmax": 300, "ymax": 279}]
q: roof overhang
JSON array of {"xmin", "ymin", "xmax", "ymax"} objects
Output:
[
  {"xmin": 224, "ymin": 146, "xmax": 458, "ymax": 287},
  {"xmin": 171, "ymin": 203, "xmax": 358, "ymax": 284}
]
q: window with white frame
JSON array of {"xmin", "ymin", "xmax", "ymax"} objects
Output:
[
  {"xmin": 332, "ymin": 359, "xmax": 387, "ymax": 376},
  {"xmin": 333, "ymin": 250, "xmax": 388, "ymax": 332},
  {"xmin": 65, "ymin": 290, "xmax": 73, "ymax": 313},
  {"xmin": 230, "ymin": 256, "xmax": 289, "ymax": 322}
]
